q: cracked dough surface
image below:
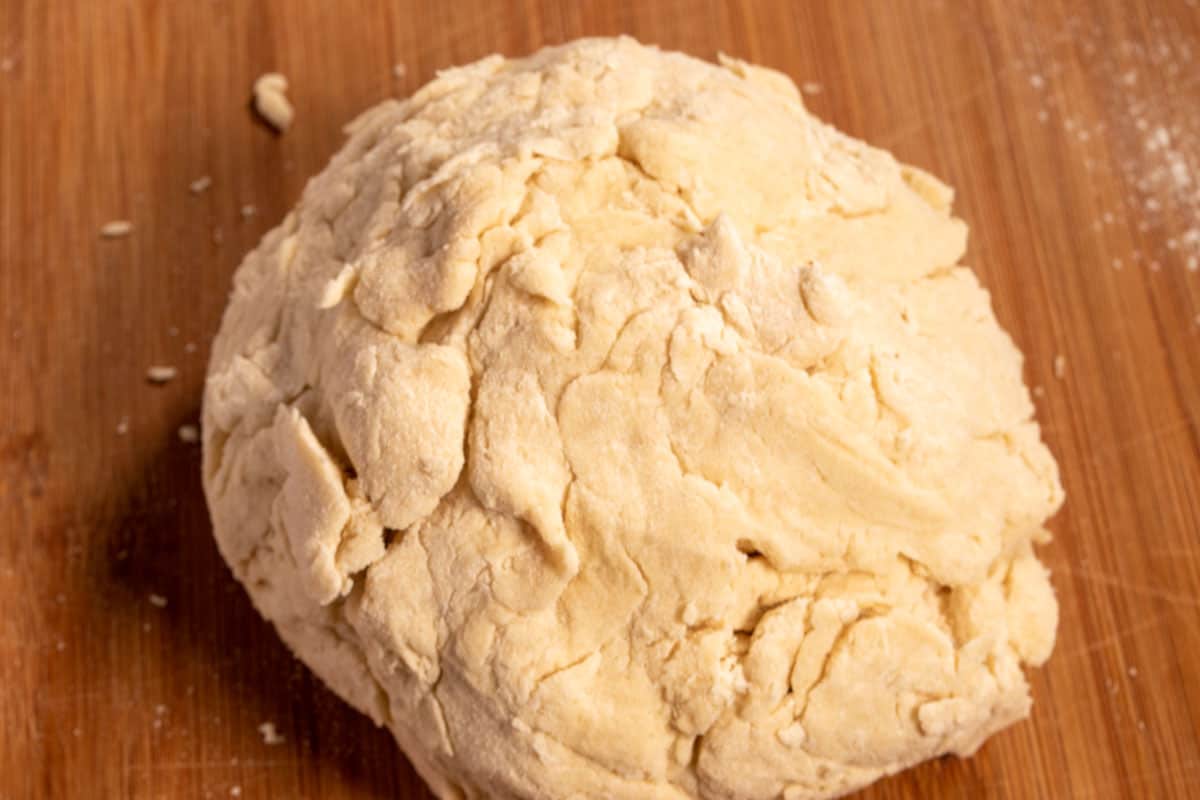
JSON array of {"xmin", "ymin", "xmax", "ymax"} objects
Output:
[{"xmin": 202, "ymin": 37, "xmax": 1063, "ymax": 800}]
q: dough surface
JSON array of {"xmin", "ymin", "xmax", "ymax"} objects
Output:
[{"xmin": 202, "ymin": 37, "xmax": 1063, "ymax": 800}]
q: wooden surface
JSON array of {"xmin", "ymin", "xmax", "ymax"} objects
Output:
[{"xmin": 2, "ymin": 1, "xmax": 1199, "ymax": 797}]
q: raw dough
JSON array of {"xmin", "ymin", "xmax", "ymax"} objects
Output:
[{"xmin": 202, "ymin": 37, "xmax": 1063, "ymax": 800}]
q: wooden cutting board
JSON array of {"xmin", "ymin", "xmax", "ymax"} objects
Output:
[{"xmin": 2, "ymin": 1, "xmax": 1199, "ymax": 797}]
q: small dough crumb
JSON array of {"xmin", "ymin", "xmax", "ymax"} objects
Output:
[
  {"xmin": 253, "ymin": 72, "xmax": 294, "ymax": 132},
  {"xmin": 146, "ymin": 365, "xmax": 178, "ymax": 384},
  {"xmin": 241, "ymin": 204, "xmax": 258, "ymax": 218},
  {"xmin": 100, "ymin": 220, "xmax": 134, "ymax": 238},
  {"xmin": 258, "ymin": 721, "xmax": 285, "ymax": 745},
  {"xmin": 1054, "ymin": 354, "xmax": 1068, "ymax": 379},
  {"xmin": 190, "ymin": 175, "xmax": 213, "ymax": 194},
  {"xmin": 178, "ymin": 424, "xmax": 200, "ymax": 443},
  {"xmin": 148, "ymin": 593, "xmax": 168, "ymax": 608}
]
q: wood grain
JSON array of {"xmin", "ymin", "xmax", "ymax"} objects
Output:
[{"xmin": 2, "ymin": 1, "xmax": 1199, "ymax": 797}]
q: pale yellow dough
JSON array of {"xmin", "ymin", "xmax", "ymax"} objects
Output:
[{"xmin": 202, "ymin": 37, "xmax": 1063, "ymax": 800}]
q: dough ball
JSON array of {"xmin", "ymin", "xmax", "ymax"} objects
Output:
[{"xmin": 202, "ymin": 37, "xmax": 1063, "ymax": 800}]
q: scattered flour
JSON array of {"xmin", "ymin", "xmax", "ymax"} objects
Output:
[{"xmin": 1017, "ymin": 14, "xmax": 1198, "ymax": 274}]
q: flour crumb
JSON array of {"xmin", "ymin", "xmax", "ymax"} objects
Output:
[
  {"xmin": 1032, "ymin": 385, "xmax": 1046, "ymax": 398},
  {"xmin": 258, "ymin": 721, "xmax": 285, "ymax": 745},
  {"xmin": 1128, "ymin": 666, "xmax": 1138, "ymax": 678},
  {"xmin": 801, "ymin": 81, "xmax": 823, "ymax": 95},
  {"xmin": 146, "ymin": 365, "xmax": 178, "ymax": 384},
  {"xmin": 212, "ymin": 227, "xmax": 224, "ymax": 246},
  {"xmin": 230, "ymin": 787, "xmax": 242, "ymax": 798},
  {"xmin": 240, "ymin": 204, "xmax": 257, "ymax": 218},
  {"xmin": 155, "ymin": 704, "xmax": 168, "ymax": 716},
  {"xmin": 1037, "ymin": 109, "xmax": 1050, "ymax": 123},
  {"xmin": 56, "ymin": 640, "xmax": 66, "ymax": 652},
  {"xmin": 1188, "ymin": 257, "xmax": 1198, "ymax": 272},
  {"xmin": 184, "ymin": 341, "xmax": 198, "ymax": 353},
  {"xmin": 1053, "ymin": 354, "xmax": 1067, "ymax": 379},
  {"xmin": 1111, "ymin": 257, "xmax": 1123, "ymax": 270},
  {"xmin": 1122, "ymin": 70, "xmax": 1138, "ymax": 86},
  {"xmin": 178, "ymin": 424, "xmax": 200, "ymax": 443},
  {"xmin": 72, "ymin": 727, "xmax": 82, "ymax": 737},
  {"xmin": 253, "ymin": 72, "xmax": 294, "ymax": 132},
  {"xmin": 148, "ymin": 593, "xmax": 168, "ymax": 608},
  {"xmin": 190, "ymin": 175, "xmax": 213, "ymax": 194},
  {"xmin": 0, "ymin": 57, "xmax": 13, "ymax": 72},
  {"xmin": 100, "ymin": 220, "xmax": 134, "ymax": 238},
  {"xmin": 1029, "ymin": 74, "xmax": 1045, "ymax": 89},
  {"xmin": 116, "ymin": 416, "xmax": 130, "ymax": 436},
  {"xmin": 393, "ymin": 63, "xmax": 407, "ymax": 79}
]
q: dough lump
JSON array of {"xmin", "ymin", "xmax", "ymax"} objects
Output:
[{"xmin": 202, "ymin": 37, "xmax": 1063, "ymax": 799}]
